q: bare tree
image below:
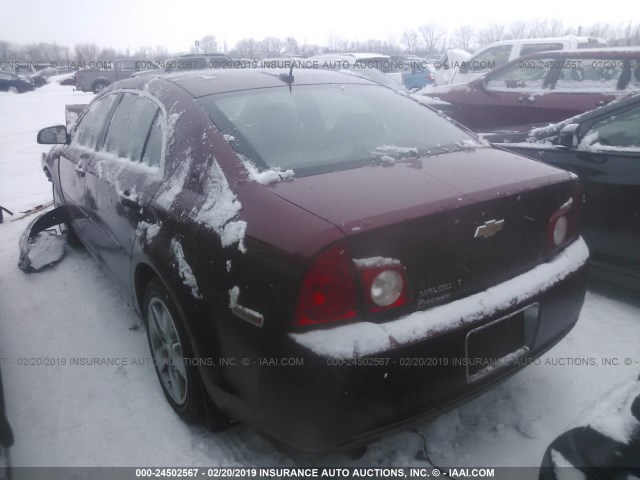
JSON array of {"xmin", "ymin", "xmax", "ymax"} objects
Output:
[
  {"xmin": 418, "ymin": 23, "xmax": 445, "ymax": 53},
  {"xmin": 452, "ymin": 25, "xmax": 476, "ymax": 52},
  {"xmin": 508, "ymin": 21, "xmax": 529, "ymax": 39},
  {"xmin": 234, "ymin": 38, "xmax": 258, "ymax": 59},
  {"xmin": 74, "ymin": 43, "xmax": 98, "ymax": 63},
  {"xmin": 327, "ymin": 34, "xmax": 349, "ymax": 53},
  {"xmin": 400, "ymin": 30, "xmax": 418, "ymax": 53},
  {"xmin": 284, "ymin": 37, "xmax": 300, "ymax": 55},
  {"xmin": 548, "ymin": 19, "xmax": 566, "ymax": 37},
  {"xmin": 476, "ymin": 24, "xmax": 505, "ymax": 47},
  {"xmin": 260, "ymin": 37, "xmax": 283, "ymax": 57},
  {"xmin": 200, "ymin": 35, "xmax": 219, "ymax": 54}
]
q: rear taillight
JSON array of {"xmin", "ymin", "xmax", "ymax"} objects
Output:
[
  {"xmin": 294, "ymin": 243, "xmax": 358, "ymax": 326},
  {"xmin": 354, "ymin": 259, "xmax": 409, "ymax": 313},
  {"xmin": 547, "ymin": 182, "xmax": 582, "ymax": 254}
]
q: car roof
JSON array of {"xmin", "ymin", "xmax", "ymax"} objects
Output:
[
  {"xmin": 519, "ymin": 46, "xmax": 640, "ymax": 58},
  {"xmin": 485, "ymin": 35, "xmax": 606, "ymax": 48},
  {"xmin": 162, "ymin": 68, "xmax": 376, "ymax": 97}
]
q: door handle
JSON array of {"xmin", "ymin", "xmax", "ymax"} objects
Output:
[
  {"xmin": 119, "ymin": 190, "xmax": 139, "ymax": 208},
  {"xmin": 80, "ymin": 153, "xmax": 91, "ymax": 159},
  {"xmin": 74, "ymin": 164, "xmax": 86, "ymax": 177},
  {"xmin": 517, "ymin": 97, "xmax": 535, "ymax": 104}
]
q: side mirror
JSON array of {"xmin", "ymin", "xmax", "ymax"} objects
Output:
[
  {"xmin": 632, "ymin": 394, "xmax": 640, "ymax": 422},
  {"xmin": 557, "ymin": 124, "xmax": 580, "ymax": 149},
  {"xmin": 37, "ymin": 125, "xmax": 68, "ymax": 145}
]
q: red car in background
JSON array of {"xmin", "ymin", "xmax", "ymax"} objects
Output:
[{"xmin": 421, "ymin": 47, "xmax": 640, "ymax": 130}]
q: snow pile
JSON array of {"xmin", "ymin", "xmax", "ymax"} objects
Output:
[
  {"xmin": 195, "ymin": 156, "xmax": 247, "ymax": 253},
  {"xmin": 240, "ymin": 155, "xmax": 295, "ymax": 185},
  {"xmin": 550, "ymin": 451, "xmax": 584, "ymax": 479},
  {"xmin": 171, "ymin": 239, "xmax": 201, "ymax": 299},
  {"xmin": 228, "ymin": 286, "xmax": 264, "ymax": 327},
  {"xmin": 291, "ymin": 238, "xmax": 589, "ymax": 358},
  {"xmin": 374, "ymin": 145, "xmax": 418, "ymax": 156},
  {"xmin": 136, "ymin": 221, "xmax": 161, "ymax": 244},
  {"xmin": 579, "ymin": 378, "xmax": 640, "ymax": 445},
  {"xmin": 25, "ymin": 231, "xmax": 66, "ymax": 271}
]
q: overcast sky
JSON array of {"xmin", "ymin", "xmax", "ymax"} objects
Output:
[{"xmin": 3, "ymin": 0, "xmax": 638, "ymax": 53}]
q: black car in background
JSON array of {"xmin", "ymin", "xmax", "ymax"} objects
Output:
[
  {"xmin": 0, "ymin": 70, "xmax": 34, "ymax": 93},
  {"xmin": 539, "ymin": 374, "xmax": 640, "ymax": 479},
  {"xmin": 487, "ymin": 94, "xmax": 640, "ymax": 288},
  {"xmin": 0, "ymin": 366, "xmax": 13, "ymax": 480}
]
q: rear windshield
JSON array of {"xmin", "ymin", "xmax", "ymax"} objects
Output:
[{"xmin": 196, "ymin": 84, "xmax": 474, "ymax": 176}]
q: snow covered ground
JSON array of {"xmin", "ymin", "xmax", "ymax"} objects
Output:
[{"xmin": 1, "ymin": 84, "xmax": 639, "ymax": 474}]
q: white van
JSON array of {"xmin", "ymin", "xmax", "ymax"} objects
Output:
[{"xmin": 432, "ymin": 35, "xmax": 607, "ymax": 86}]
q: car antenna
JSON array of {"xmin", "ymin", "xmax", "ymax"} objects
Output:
[{"xmin": 278, "ymin": 64, "xmax": 295, "ymax": 92}]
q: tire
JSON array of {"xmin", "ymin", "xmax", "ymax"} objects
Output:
[
  {"xmin": 92, "ymin": 81, "xmax": 108, "ymax": 94},
  {"xmin": 52, "ymin": 183, "xmax": 82, "ymax": 248},
  {"xmin": 143, "ymin": 279, "xmax": 207, "ymax": 424}
]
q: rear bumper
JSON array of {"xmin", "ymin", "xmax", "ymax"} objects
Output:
[{"xmin": 213, "ymin": 238, "xmax": 589, "ymax": 452}]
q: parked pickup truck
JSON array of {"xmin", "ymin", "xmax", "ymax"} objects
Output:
[{"xmin": 75, "ymin": 59, "xmax": 146, "ymax": 93}]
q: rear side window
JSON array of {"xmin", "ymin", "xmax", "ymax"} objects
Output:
[
  {"xmin": 469, "ymin": 45, "xmax": 512, "ymax": 71},
  {"xmin": 103, "ymin": 94, "xmax": 160, "ymax": 162},
  {"xmin": 554, "ymin": 58, "xmax": 626, "ymax": 92},
  {"xmin": 71, "ymin": 94, "xmax": 119, "ymax": 149},
  {"xmin": 520, "ymin": 43, "xmax": 563, "ymax": 56}
]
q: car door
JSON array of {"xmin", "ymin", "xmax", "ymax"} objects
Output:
[
  {"xmin": 59, "ymin": 94, "xmax": 119, "ymax": 246},
  {"xmin": 84, "ymin": 92, "xmax": 165, "ymax": 301},
  {"xmin": 0, "ymin": 72, "xmax": 11, "ymax": 91},
  {"xmin": 570, "ymin": 104, "xmax": 640, "ymax": 270},
  {"xmin": 511, "ymin": 103, "xmax": 640, "ymax": 270}
]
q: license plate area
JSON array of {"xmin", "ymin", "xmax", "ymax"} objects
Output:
[{"xmin": 465, "ymin": 303, "xmax": 540, "ymax": 383}]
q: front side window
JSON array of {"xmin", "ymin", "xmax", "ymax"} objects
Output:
[
  {"xmin": 197, "ymin": 84, "xmax": 476, "ymax": 175},
  {"xmin": 485, "ymin": 59, "xmax": 553, "ymax": 92},
  {"xmin": 580, "ymin": 105, "xmax": 640, "ymax": 152},
  {"xmin": 102, "ymin": 94, "xmax": 160, "ymax": 162},
  {"xmin": 71, "ymin": 94, "xmax": 119, "ymax": 149}
]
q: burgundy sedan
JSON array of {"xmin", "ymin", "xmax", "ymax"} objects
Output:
[
  {"xmin": 422, "ymin": 48, "xmax": 640, "ymax": 130},
  {"xmin": 36, "ymin": 69, "xmax": 588, "ymax": 452}
]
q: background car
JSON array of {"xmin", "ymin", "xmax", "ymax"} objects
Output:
[
  {"xmin": 0, "ymin": 365, "xmax": 13, "ymax": 480},
  {"xmin": 488, "ymin": 93, "xmax": 640, "ymax": 289},
  {"xmin": 421, "ymin": 47, "xmax": 640, "ymax": 130},
  {"xmin": 539, "ymin": 374, "xmax": 640, "ymax": 479},
  {"xmin": 36, "ymin": 68, "xmax": 588, "ymax": 453},
  {"xmin": 0, "ymin": 70, "xmax": 34, "ymax": 93}
]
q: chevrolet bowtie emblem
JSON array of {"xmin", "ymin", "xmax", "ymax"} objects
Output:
[{"xmin": 474, "ymin": 219, "xmax": 505, "ymax": 239}]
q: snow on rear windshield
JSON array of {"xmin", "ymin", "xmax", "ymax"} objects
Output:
[{"xmin": 196, "ymin": 84, "xmax": 473, "ymax": 176}]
